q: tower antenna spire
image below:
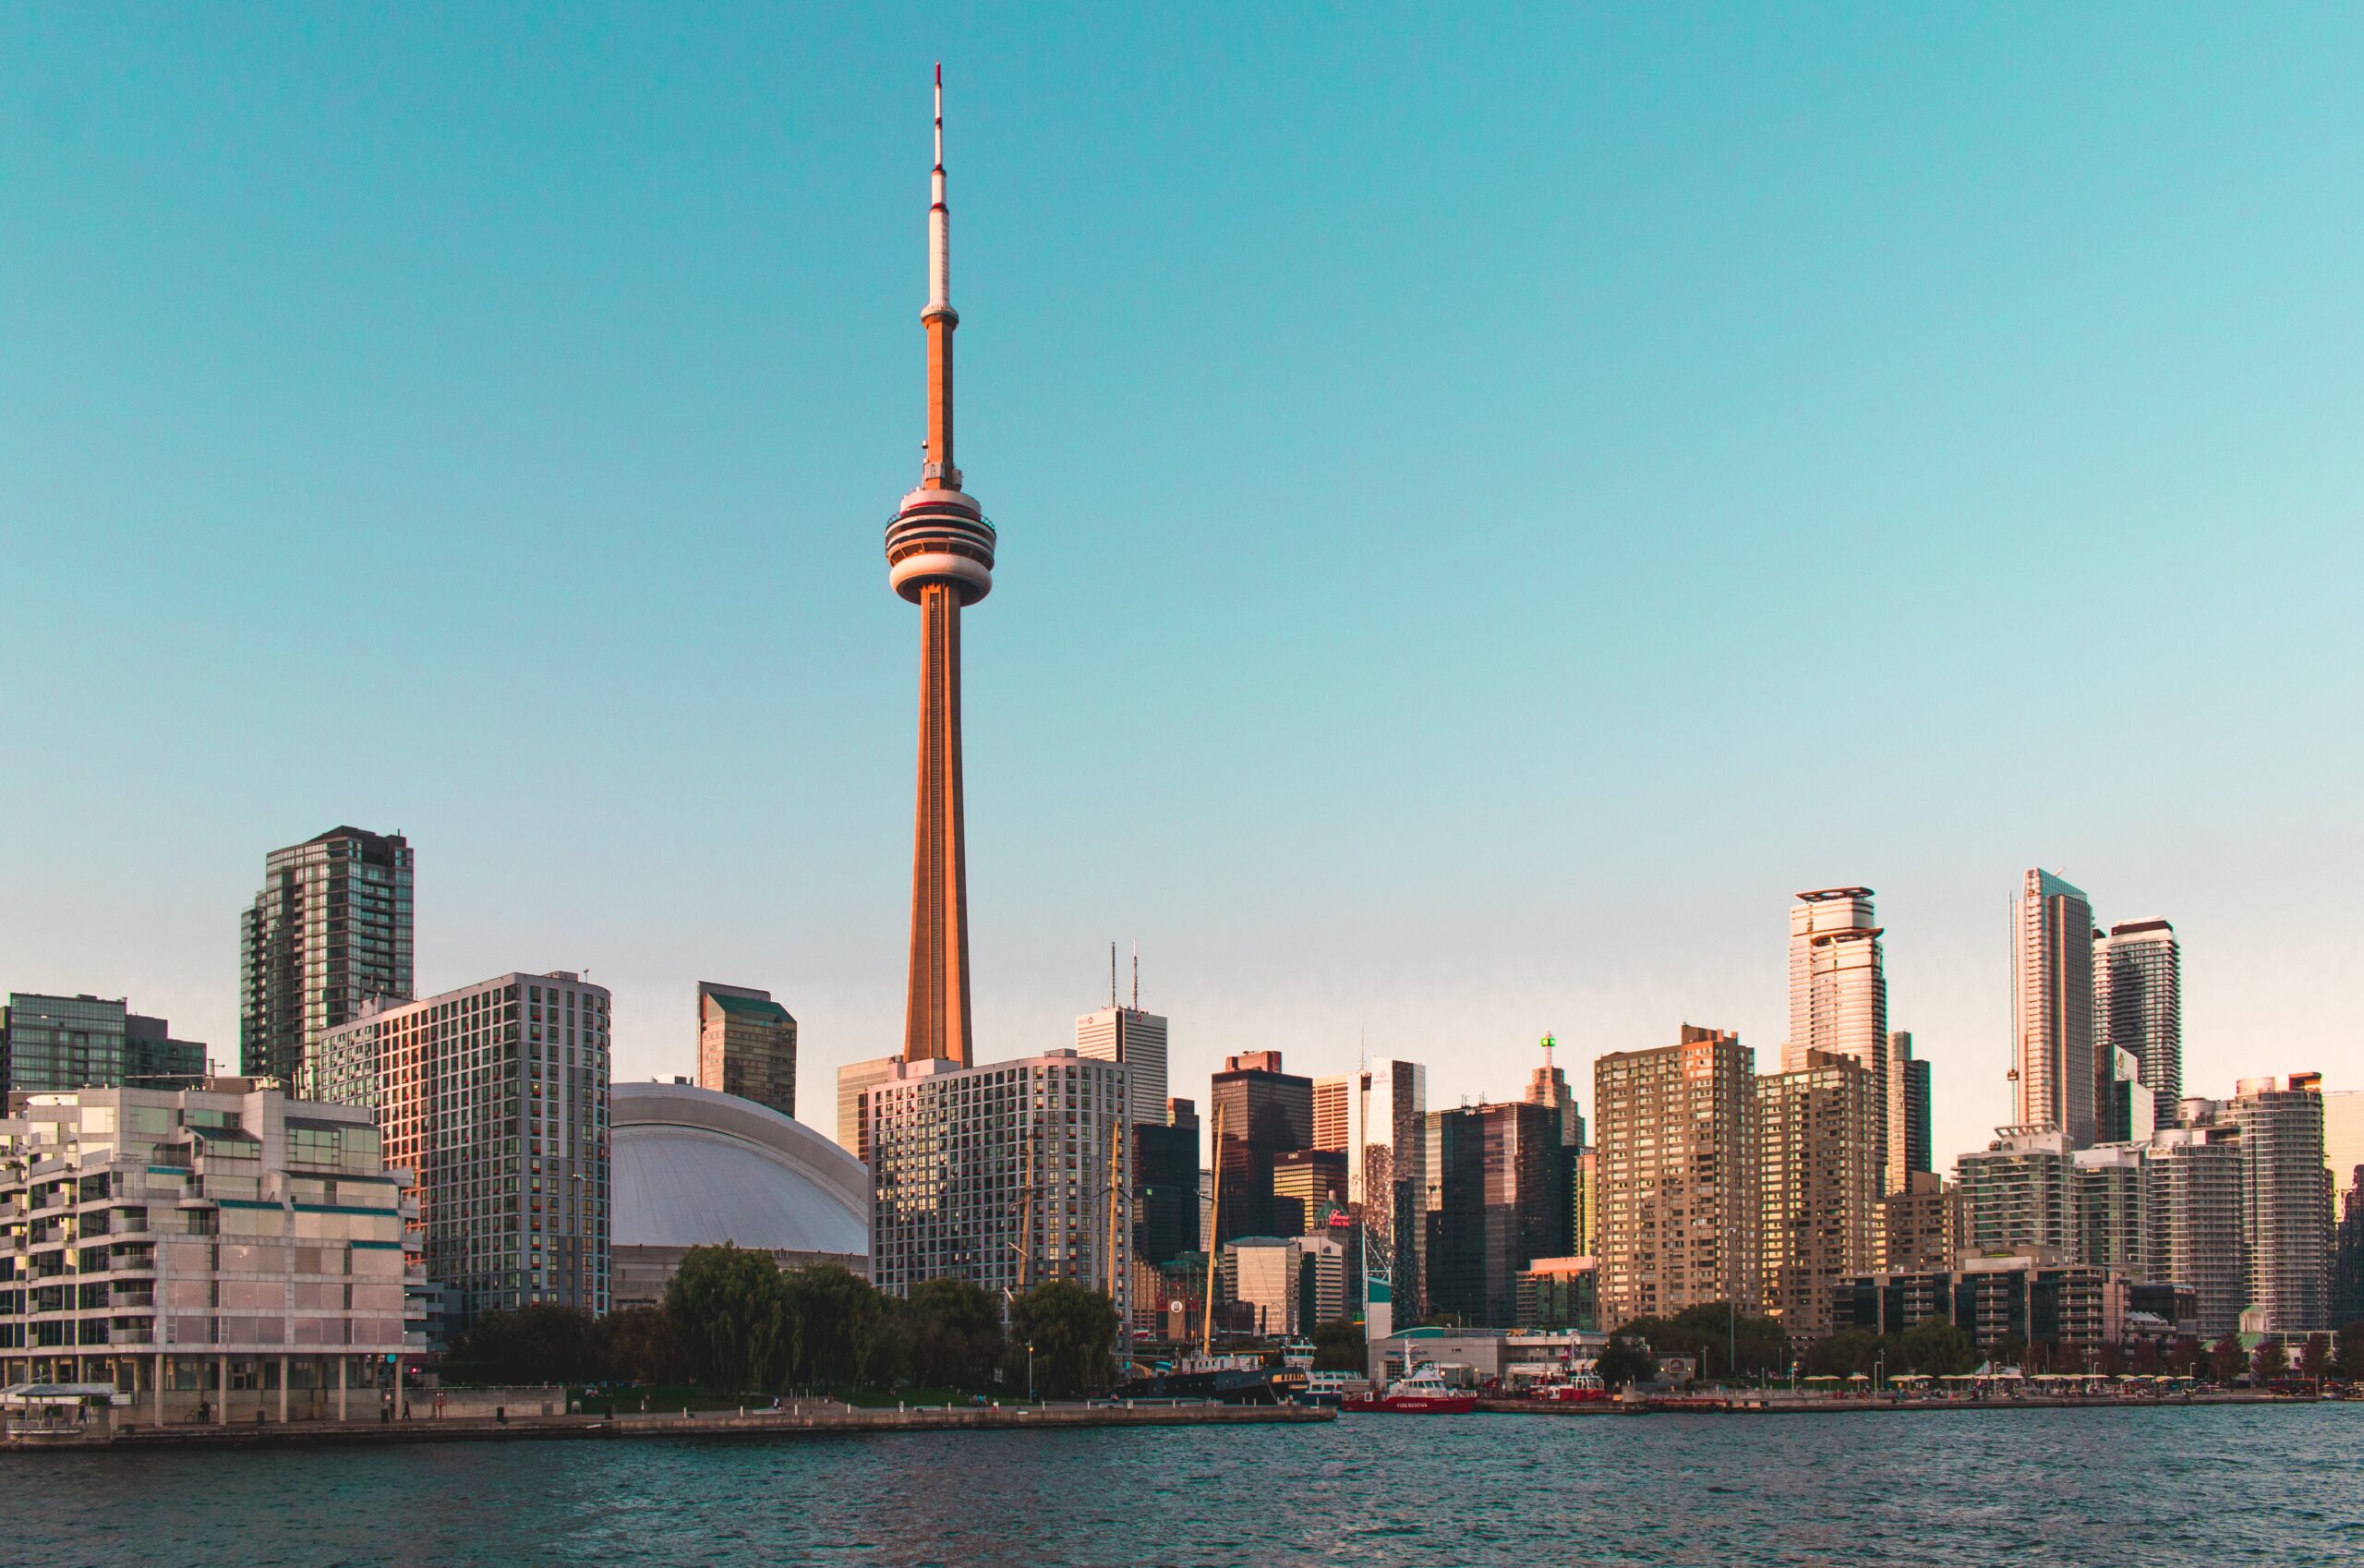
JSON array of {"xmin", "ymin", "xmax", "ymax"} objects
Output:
[
  {"xmin": 1110, "ymin": 942, "xmax": 1117, "ymax": 1009},
  {"xmin": 1131, "ymin": 941, "xmax": 1139, "ymax": 1011}
]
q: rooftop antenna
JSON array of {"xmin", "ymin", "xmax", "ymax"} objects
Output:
[
  {"xmin": 1110, "ymin": 941, "xmax": 1118, "ymax": 1009},
  {"xmin": 1131, "ymin": 941, "xmax": 1139, "ymax": 1011}
]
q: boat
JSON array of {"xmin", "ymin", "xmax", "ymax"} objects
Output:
[
  {"xmin": 1532, "ymin": 1371, "xmax": 1610, "ymax": 1403},
  {"xmin": 1342, "ymin": 1362, "xmax": 1478, "ymax": 1414},
  {"xmin": 1112, "ymin": 1353, "xmax": 1306, "ymax": 1405}
]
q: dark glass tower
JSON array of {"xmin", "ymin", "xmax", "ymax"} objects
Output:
[{"xmin": 239, "ymin": 826, "xmax": 414, "ymax": 1084}]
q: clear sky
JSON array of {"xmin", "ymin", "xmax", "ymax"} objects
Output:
[{"xmin": 4, "ymin": 4, "xmax": 2359, "ymax": 1174}]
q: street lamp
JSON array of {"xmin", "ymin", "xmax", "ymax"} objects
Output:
[{"xmin": 1027, "ymin": 1342, "xmax": 1036, "ymax": 1405}]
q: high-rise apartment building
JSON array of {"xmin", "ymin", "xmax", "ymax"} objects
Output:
[
  {"xmin": 2103, "ymin": 1047, "xmax": 2159, "ymax": 1145},
  {"xmin": 2229, "ymin": 1075, "xmax": 2331, "ymax": 1333},
  {"xmin": 1894, "ymin": 1031, "xmax": 1932, "ymax": 1175},
  {"xmin": 2145, "ymin": 1118, "xmax": 2247, "ymax": 1337},
  {"xmin": 1311, "ymin": 1075, "xmax": 1354, "ymax": 1153},
  {"xmin": 1595, "ymin": 1026, "xmax": 1755, "ymax": 1329},
  {"xmin": 306, "ymin": 971, "xmax": 610, "ymax": 1323},
  {"xmin": 1878, "ymin": 1171, "xmax": 1964, "ymax": 1272},
  {"xmin": 866, "ymin": 1050, "xmax": 1130, "ymax": 1316},
  {"xmin": 1075, "ymin": 1002, "xmax": 1168, "ymax": 1130},
  {"xmin": 239, "ymin": 826, "xmax": 414, "ymax": 1086},
  {"xmin": 1755, "ymin": 1049, "xmax": 1879, "ymax": 1343},
  {"xmin": 1134, "ymin": 1098, "xmax": 1200, "ymax": 1267},
  {"xmin": 1211, "ymin": 1052, "xmax": 1312, "ymax": 1248},
  {"xmin": 696, "ymin": 982, "xmax": 797, "ymax": 1119},
  {"xmin": 1957, "ymin": 1126, "xmax": 2076, "ymax": 1258},
  {"xmin": 1785, "ymin": 888, "xmax": 1895, "ymax": 1194},
  {"xmin": 835, "ymin": 1055, "xmax": 900, "ymax": 1163},
  {"xmin": 2094, "ymin": 919, "xmax": 2180, "ymax": 1132},
  {"xmin": 1422, "ymin": 1101, "xmax": 1567, "ymax": 1330},
  {"xmin": 2072, "ymin": 1142, "xmax": 2152, "ymax": 1277},
  {"xmin": 2011, "ymin": 869, "xmax": 2096, "ymax": 1148},
  {"xmin": 1, "ymin": 994, "xmax": 207, "ymax": 1092}
]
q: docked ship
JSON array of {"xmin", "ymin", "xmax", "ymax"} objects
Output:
[
  {"xmin": 1342, "ymin": 1363, "xmax": 1478, "ymax": 1414},
  {"xmin": 1113, "ymin": 1353, "xmax": 1307, "ymax": 1406}
]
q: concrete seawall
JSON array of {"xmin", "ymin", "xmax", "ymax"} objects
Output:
[
  {"xmin": 1473, "ymin": 1391, "xmax": 2320, "ymax": 1417},
  {"xmin": 2, "ymin": 1398, "xmax": 1332, "ymax": 1453}
]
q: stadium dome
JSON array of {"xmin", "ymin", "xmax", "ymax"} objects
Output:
[{"xmin": 609, "ymin": 1080, "xmax": 870, "ymax": 1305}]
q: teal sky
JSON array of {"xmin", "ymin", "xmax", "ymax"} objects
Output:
[{"xmin": 4, "ymin": 4, "xmax": 2358, "ymax": 1171}]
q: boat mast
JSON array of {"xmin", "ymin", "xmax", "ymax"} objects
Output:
[{"xmin": 1200, "ymin": 1100, "xmax": 1224, "ymax": 1357}]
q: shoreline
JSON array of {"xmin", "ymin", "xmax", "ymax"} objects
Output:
[{"xmin": 1472, "ymin": 1390, "xmax": 2329, "ymax": 1416}]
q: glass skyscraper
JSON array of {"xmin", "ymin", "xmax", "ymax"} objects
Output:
[
  {"xmin": 2012, "ymin": 869, "xmax": 2096, "ymax": 1148},
  {"xmin": 2093, "ymin": 918, "xmax": 2181, "ymax": 1134},
  {"xmin": 239, "ymin": 826, "xmax": 414, "ymax": 1085}
]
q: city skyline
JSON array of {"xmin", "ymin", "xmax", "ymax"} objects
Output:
[{"xmin": 6, "ymin": 8, "xmax": 2361, "ymax": 1176}]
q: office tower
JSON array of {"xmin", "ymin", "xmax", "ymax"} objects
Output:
[
  {"xmin": 867, "ymin": 1049, "xmax": 1129, "ymax": 1317},
  {"xmin": 1211, "ymin": 1051, "xmax": 1312, "ymax": 1248},
  {"xmin": 308, "ymin": 971, "xmax": 610, "ymax": 1322},
  {"xmin": 1422, "ymin": 1100, "xmax": 1567, "ymax": 1330},
  {"xmin": 0, "ymin": 1080, "xmax": 414, "ymax": 1416},
  {"xmin": 0, "ymin": 994, "xmax": 206, "ymax": 1092},
  {"xmin": 2011, "ymin": 869, "xmax": 2096, "ymax": 1148},
  {"xmin": 2334, "ymin": 1174, "xmax": 2364, "ymax": 1330},
  {"xmin": 2145, "ymin": 1117, "xmax": 2247, "ymax": 1337},
  {"xmin": 2072, "ymin": 1142, "xmax": 2151, "ymax": 1276},
  {"xmin": 2230, "ymin": 1075, "xmax": 2332, "ymax": 1332},
  {"xmin": 2094, "ymin": 919, "xmax": 2181, "ymax": 1131},
  {"xmin": 1348, "ymin": 1059, "xmax": 1427, "ymax": 1280},
  {"xmin": 696, "ymin": 982, "xmax": 798, "ymax": 1119},
  {"xmin": 1785, "ymin": 888, "xmax": 1895, "ymax": 1195},
  {"xmin": 1312, "ymin": 1075, "xmax": 1353, "ymax": 1152},
  {"xmin": 889, "ymin": 70, "xmax": 998, "ymax": 1068},
  {"xmin": 239, "ymin": 826, "xmax": 414, "ymax": 1086},
  {"xmin": 1134, "ymin": 1098, "xmax": 1200, "ymax": 1266},
  {"xmin": 1895, "ymin": 1032, "xmax": 1933, "ymax": 1174},
  {"xmin": 2103, "ymin": 1047, "xmax": 2158, "ymax": 1145},
  {"xmin": 1272, "ymin": 1148, "xmax": 1349, "ymax": 1236},
  {"xmin": 1523, "ymin": 1032, "xmax": 1585, "ymax": 1149},
  {"xmin": 836, "ymin": 1055, "xmax": 899, "ymax": 1162},
  {"xmin": 1755, "ymin": 1049, "xmax": 1879, "ymax": 1343},
  {"xmin": 1075, "ymin": 998, "xmax": 1168, "ymax": 1131},
  {"xmin": 1957, "ymin": 1126, "xmax": 2075, "ymax": 1258},
  {"xmin": 2322, "ymin": 1090, "xmax": 2364, "ymax": 1197},
  {"xmin": 1878, "ymin": 1170, "xmax": 1965, "ymax": 1272},
  {"xmin": 1573, "ymin": 1148, "xmax": 1597, "ymax": 1257},
  {"xmin": 1595, "ymin": 1026, "xmax": 1756, "ymax": 1329},
  {"xmin": 1220, "ymin": 1235, "xmax": 1341, "ymax": 1338}
]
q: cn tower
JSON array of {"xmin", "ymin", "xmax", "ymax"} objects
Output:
[{"xmin": 887, "ymin": 65, "xmax": 994, "ymax": 1066}]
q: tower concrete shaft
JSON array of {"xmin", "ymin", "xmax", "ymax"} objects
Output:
[{"xmin": 887, "ymin": 66, "xmax": 995, "ymax": 1064}]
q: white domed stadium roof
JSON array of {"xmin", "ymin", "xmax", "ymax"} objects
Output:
[{"xmin": 610, "ymin": 1081, "xmax": 869, "ymax": 1260}]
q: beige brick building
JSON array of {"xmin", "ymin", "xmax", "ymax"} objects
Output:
[
  {"xmin": 1756, "ymin": 1049, "xmax": 1879, "ymax": 1342},
  {"xmin": 1594, "ymin": 1026, "xmax": 1755, "ymax": 1329}
]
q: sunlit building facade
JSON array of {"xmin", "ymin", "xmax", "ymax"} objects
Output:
[
  {"xmin": 239, "ymin": 826, "xmax": 414, "ymax": 1087},
  {"xmin": 696, "ymin": 982, "xmax": 797, "ymax": 1119},
  {"xmin": 2011, "ymin": 869, "xmax": 2096, "ymax": 1148},
  {"xmin": 1785, "ymin": 888, "xmax": 1894, "ymax": 1192},
  {"xmin": 1595, "ymin": 1026, "xmax": 1755, "ymax": 1329}
]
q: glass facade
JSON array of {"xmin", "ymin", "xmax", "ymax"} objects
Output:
[
  {"xmin": 239, "ymin": 826, "xmax": 414, "ymax": 1086},
  {"xmin": 1210, "ymin": 1053, "xmax": 1312, "ymax": 1249},
  {"xmin": 696, "ymin": 983, "xmax": 798, "ymax": 1120},
  {"xmin": 2094, "ymin": 919, "xmax": 2182, "ymax": 1134},
  {"xmin": 1, "ymin": 995, "xmax": 208, "ymax": 1094},
  {"xmin": 1422, "ymin": 1101, "xmax": 1565, "ymax": 1331}
]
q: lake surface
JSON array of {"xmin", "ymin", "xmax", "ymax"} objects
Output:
[{"xmin": 10, "ymin": 1404, "xmax": 2359, "ymax": 1566}]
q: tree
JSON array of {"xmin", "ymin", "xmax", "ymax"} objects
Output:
[
  {"xmin": 666, "ymin": 1243, "xmax": 790, "ymax": 1393},
  {"xmin": 2252, "ymin": 1338, "xmax": 2288, "ymax": 1384},
  {"xmin": 783, "ymin": 1262, "xmax": 887, "ymax": 1393},
  {"xmin": 2207, "ymin": 1334, "xmax": 2247, "ymax": 1385},
  {"xmin": 442, "ymin": 1303, "xmax": 597, "ymax": 1385},
  {"xmin": 2129, "ymin": 1338, "xmax": 2163, "ymax": 1377},
  {"xmin": 2336, "ymin": 1321, "xmax": 2364, "ymax": 1381},
  {"xmin": 1311, "ymin": 1318, "xmax": 1365, "ymax": 1373},
  {"xmin": 1803, "ymin": 1329, "xmax": 1885, "ymax": 1379},
  {"xmin": 2167, "ymin": 1335, "xmax": 2205, "ymax": 1377},
  {"xmin": 2298, "ymin": 1333, "xmax": 2331, "ymax": 1383},
  {"xmin": 907, "ymin": 1277, "xmax": 1006, "ymax": 1391},
  {"xmin": 1618, "ymin": 1303, "xmax": 1789, "ymax": 1383},
  {"xmin": 594, "ymin": 1304, "xmax": 687, "ymax": 1386},
  {"xmin": 1900, "ymin": 1317, "xmax": 1974, "ymax": 1378},
  {"xmin": 1594, "ymin": 1335, "xmax": 1656, "ymax": 1391},
  {"xmin": 1009, "ymin": 1279, "xmax": 1121, "ymax": 1399}
]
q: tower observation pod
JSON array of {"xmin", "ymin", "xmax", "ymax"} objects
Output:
[{"xmin": 888, "ymin": 65, "xmax": 995, "ymax": 1066}]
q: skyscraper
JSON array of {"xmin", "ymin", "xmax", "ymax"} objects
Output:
[
  {"xmin": 1755, "ymin": 1049, "xmax": 1879, "ymax": 1343},
  {"xmin": 1134, "ymin": 1098, "xmax": 1200, "ymax": 1267},
  {"xmin": 2094, "ymin": 919, "xmax": 2181, "ymax": 1133},
  {"xmin": 1895, "ymin": 1031, "xmax": 1933, "ymax": 1175},
  {"xmin": 2011, "ymin": 869, "xmax": 2096, "ymax": 1148},
  {"xmin": 696, "ymin": 982, "xmax": 797, "ymax": 1119},
  {"xmin": 1211, "ymin": 1051, "xmax": 1312, "ymax": 1248},
  {"xmin": 0, "ymin": 994, "xmax": 207, "ymax": 1092},
  {"xmin": 1075, "ymin": 999, "xmax": 1169, "ymax": 1131},
  {"xmin": 240, "ymin": 826, "xmax": 414, "ymax": 1086},
  {"xmin": 2146, "ymin": 1118, "xmax": 2248, "ymax": 1337},
  {"xmin": 1311, "ymin": 1075, "xmax": 1354, "ymax": 1153},
  {"xmin": 1422, "ymin": 1101, "xmax": 1566, "ymax": 1330},
  {"xmin": 1785, "ymin": 888, "xmax": 1894, "ymax": 1193},
  {"xmin": 1351, "ymin": 1058, "xmax": 1426, "ymax": 1314},
  {"xmin": 1956, "ymin": 1126, "xmax": 2075, "ymax": 1258},
  {"xmin": 1595, "ymin": 1026, "xmax": 1755, "ymax": 1329},
  {"xmin": 890, "ymin": 68, "xmax": 997, "ymax": 1068},
  {"xmin": 1523, "ymin": 1032, "xmax": 1585, "ymax": 1149},
  {"xmin": 2229, "ymin": 1074, "xmax": 2332, "ymax": 1333},
  {"xmin": 835, "ymin": 1055, "xmax": 899, "ymax": 1162}
]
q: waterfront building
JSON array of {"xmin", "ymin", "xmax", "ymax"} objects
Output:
[
  {"xmin": 1958, "ymin": 1127, "xmax": 2075, "ymax": 1258},
  {"xmin": 694, "ymin": 982, "xmax": 797, "ymax": 1119},
  {"xmin": 1595, "ymin": 1026, "xmax": 1756, "ymax": 1329},
  {"xmin": 2229, "ymin": 1075, "xmax": 2331, "ymax": 1333},
  {"xmin": 866, "ymin": 1049, "xmax": 1129, "ymax": 1316},
  {"xmin": 1135, "ymin": 1098, "xmax": 1200, "ymax": 1267},
  {"xmin": 1785, "ymin": 888, "xmax": 1894, "ymax": 1192},
  {"xmin": 1878, "ymin": 1170, "xmax": 1964, "ymax": 1272},
  {"xmin": 1, "ymin": 994, "xmax": 207, "ymax": 1093},
  {"xmin": 2072, "ymin": 1143, "xmax": 2152, "ymax": 1277},
  {"xmin": 608, "ymin": 1081, "xmax": 868, "ymax": 1308},
  {"xmin": 239, "ymin": 826, "xmax": 414, "ymax": 1086},
  {"xmin": 0, "ymin": 1080, "xmax": 414, "ymax": 1420},
  {"xmin": 1211, "ymin": 1051, "xmax": 1312, "ymax": 1249},
  {"xmin": 1366, "ymin": 1326, "xmax": 1607, "ymax": 1388},
  {"xmin": 1832, "ymin": 1252, "xmax": 2129, "ymax": 1356},
  {"xmin": 2145, "ymin": 1115, "xmax": 2248, "ymax": 1338},
  {"xmin": 1312, "ymin": 1075, "xmax": 1353, "ymax": 1152},
  {"xmin": 1272, "ymin": 1147, "xmax": 1349, "ymax": 1237},
  {"xmin": 1516, "ymin": 1257, "xmax": 1598, "ymax": 1332},
  {"xmin": 1896, "ymin": 1031, "xmax": 1932, "ymax": 1174},
  {"xmin": 1422, "ymin": 1101, "xmax": 1566, "ymax": 1330},
  {"xmin": 835, "ymin": 1055, "xmax": 899, "ymax": 1163},
  {"xmin": 305, "ymin": 971, "xmax": 610, "ymax": 1322},
  {"xmin": 2011, "ymin": 869, "xmax": 2097, "ymax": 1148},
  {"xmin": 2093, "ymin": 919, "xmax": 2180, "ymax": 1132},
  {"xmin": 1755, "ymin": 1050, "xmax": 1879, "ymax": 1342}
]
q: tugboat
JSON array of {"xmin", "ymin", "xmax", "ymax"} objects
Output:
[
  {"xmin": 1342, "ymin": 1362, "xmax": 1478, "ymax": 1414},
  {"xmin": 1534, "ymin": 1370, "xmax": 1610, "ymax": 1403},
  {"xmin": 1113, "ymin": 1352, "xmax": 1306, "ymax": 1405}
]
